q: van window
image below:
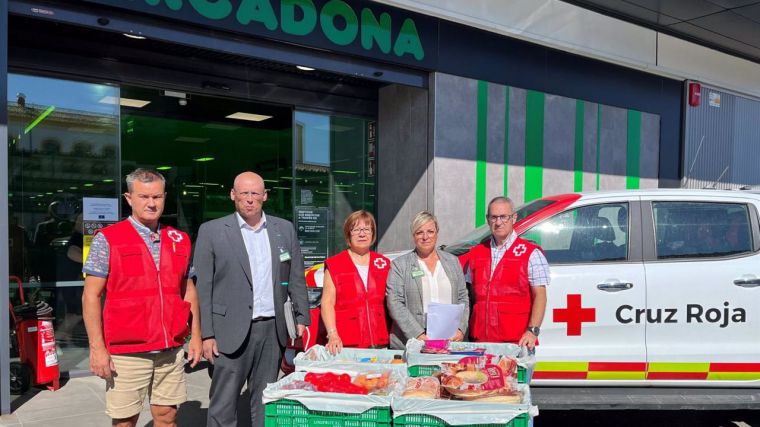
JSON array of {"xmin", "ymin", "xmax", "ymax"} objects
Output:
[
  {"xmin": 521, "ymin": 203, "xmax": 629, "ymax": 263},
  {"xmin": 652, "ymin": 202, "xmax": 752, "ymax": 259}
]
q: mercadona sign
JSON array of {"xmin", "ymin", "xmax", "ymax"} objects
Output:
[{"xmin": 82, "ymin": 0, "xmax": 438, "ymax": 68}]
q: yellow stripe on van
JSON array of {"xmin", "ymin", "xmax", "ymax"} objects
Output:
[
  {"xmin": 535, "ymin": 362, "xmax": 588, "ymax": 372},
  {"xmin": 647, "ymin": 363, "xmax": 710, "ymax": 373},
  {"xmin": 707, "ymin": 372, "xmax": 760, "ymax": 381}
]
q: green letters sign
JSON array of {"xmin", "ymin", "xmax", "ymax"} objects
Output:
[{"xmin": 83, "ymin": 0, "xmax": 436, "ymax": 67}]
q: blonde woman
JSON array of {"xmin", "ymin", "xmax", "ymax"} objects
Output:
[{"xmin": 386, "ymin": 211, "xmax": 469, "ymax": 349}]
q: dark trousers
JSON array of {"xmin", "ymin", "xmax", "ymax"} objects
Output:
[{"xmin": 207, "ymin": 318, "xmax": 282, "ymax": 427}]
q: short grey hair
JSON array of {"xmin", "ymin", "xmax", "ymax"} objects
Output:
[
  {"xmin": 411, "ymin": 210, "xmax": 439, "ymax": 235},
  {"xmin": 486, "ymin": 196, "xmax": 514, "ymax": 216},
  {"xmin": 125, "ymin": 168, "xmax": 165, "ymax": 192}
]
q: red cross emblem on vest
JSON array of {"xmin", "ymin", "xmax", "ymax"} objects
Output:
[
  {"xmin": 373, "ymin": 258, "xmax": 387, "ymax": 269},
  {"xmin": 512, "ymin": 243, "xmax": 527, "ymax": 257},
  {"xmin": 167, "ymin": 230, "xmax": 183, "ymax": 243},
  {"xmin": 553, "ymin": 294, "xmax": 596, "ymax": 336}
]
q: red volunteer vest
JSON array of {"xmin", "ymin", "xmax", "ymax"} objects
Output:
[
  {"xmin": 468, "ymin": 237, "xmax": 538, "ymax": 343},
  {"xmin": 100, "ymin": 219, "xmax": 192, "ymax": 355},
  {"xmin": 325, "ymin": 250, "xmax": 390, "ymax": 348}
]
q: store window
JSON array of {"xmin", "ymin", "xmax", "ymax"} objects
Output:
[
  {"xmin": 294, "ymin": 111, "xmax": 376, "ymax": 266},
  {"xmin": 118, "ymin": 86, "xmax": 293, "ymax": 239},
  {"xmin": 7, "ymin": 74, "xmax": 120, "ymax": 372}
]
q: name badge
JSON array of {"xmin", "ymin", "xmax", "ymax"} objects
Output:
[
  {"xmin": 411, "ymin": 270, "xmax": 424, "ymax": 279},
  {"xmin": 279, "ymin": 251, "xmax": 292, "ymax": 262},
  {"xmin": 280, "ymin": 281, "xmax": 289, "ymax": 286}
]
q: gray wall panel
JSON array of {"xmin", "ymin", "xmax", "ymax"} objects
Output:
[
  {"xmin": 543, "ymin": 94, "xmax": 575, "ymax": 196},
  {"xmin": 486, "ymin": 82, "xmax": 507, "ymax": 204},
  {"xmin": 640, "ymin": 112, "xmax": 660, "ymax": 188},
  {"xmin": 377, "ymin": 84, "xmax": 429, "ymax": 252},
  {"xmin": 434, "ymin": 73, "xmax": 477, "ymax": 160},
  {"xmin": 599, "ymin": 105, "xmax": 627, "ymax": 190},
  {"xmin": 508, "ymin": 87, "xmax": 527, "ymax": 204},
  {"xmin": 732, "ymin": 97, "xmax": 760, "ymax": 187},
  {"xmin": 684, "ymin": 85, "xmax": 737, "ymax": 189},
  {"xmin": 433, "ymin": 73, "xmax": 478, "ymax": 244},
  {"xmin": 583, "ymin": 102, "xmax": 599, "ymax": 191}
]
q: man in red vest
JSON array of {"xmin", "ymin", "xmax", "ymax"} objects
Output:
[
  {"xmin": 82, "ymin": 168, "xmax": 202, "ymax": 427},
  {"xmin": 467, "ymin": 197, "xmax": 548, "ymax": 349}
]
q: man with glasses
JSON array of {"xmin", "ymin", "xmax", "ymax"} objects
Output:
[
  {"xmin": 193, "ymin": 171, "xmax": 309, "ymax": 427},
  {"xmin": 466, "ymin": 197, "xmax": 549, "ymax": 350}
]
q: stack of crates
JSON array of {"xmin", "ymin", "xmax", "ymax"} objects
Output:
[{"xmin": 263, "ymin": 344, "xmax": 535, "ymax": 427}]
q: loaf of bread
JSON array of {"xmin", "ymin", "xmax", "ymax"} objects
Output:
[{"xmin": 401, "ymin": 376, "xmax": 440, "ymax": 399}]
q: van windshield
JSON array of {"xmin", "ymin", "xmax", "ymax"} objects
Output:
[{"xmin": 442, "ymin": 198, "xmax": 557, "ymax": 256}]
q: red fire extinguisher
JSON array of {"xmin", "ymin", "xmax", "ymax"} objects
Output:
[{"xmin": 9, "ymin": 276, "xmax": 60, "ymax": 393}]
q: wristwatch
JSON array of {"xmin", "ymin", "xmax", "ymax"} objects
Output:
[{"xmin": 526, "ymin": 326, "xmax": 540, "ymax": 336}]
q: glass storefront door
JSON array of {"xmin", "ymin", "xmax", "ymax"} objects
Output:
[
  {"xmin": 7, "ymin": 74, "xmax": 120, "ymax": 372},
  {"xmin": 294, "ymin": 111, "xmax": 376, "ymax": 266},
  {"xmin": 7, "ymin": 74, "xmax": 377, "ymax": 381},
  {"xmin": 118, "ymin": 86, "xmax": 293, "ymax": 239}
]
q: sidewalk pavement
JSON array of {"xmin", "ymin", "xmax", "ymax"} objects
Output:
[{"xmin": 0, "ymin": 363, "xmax": 243, "ymax": 427}]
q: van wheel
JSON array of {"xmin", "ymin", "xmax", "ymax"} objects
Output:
[{"xmin": 10, "ymin": 362, "xmax": 31, "ymax": 394}]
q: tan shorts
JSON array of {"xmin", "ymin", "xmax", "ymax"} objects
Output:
[{"xmin": 105, "ymin": 347, "xmax": 187, "ymax": 419}]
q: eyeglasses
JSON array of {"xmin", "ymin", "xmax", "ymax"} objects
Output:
[
  {"xmin": 350, "ymin": 227, "xmax": 372, "ymax": 235},
  {"xmin": 487, "ymin": 213, "xmax": 516, "ymax": 223},
  {"xmin": 235, "ymin": 190, "xmax": 265, "ymax": 199}
]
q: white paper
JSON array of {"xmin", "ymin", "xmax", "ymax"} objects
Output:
[
  {"xmin": 83, "ymin": 197, "xmax": 119, "ymax": 221},
  {"xmin": 426, "ymin": 303, "xmax": 464, "ymax": 339}
]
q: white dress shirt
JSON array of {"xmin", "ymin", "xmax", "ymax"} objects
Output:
[
  {"xmin": 417, "ymin": 258, "xmax": 452, "ymax": 313},
  {"xmin": 236, "ymin": 212, "xmax": 275, "ymax": 318}
]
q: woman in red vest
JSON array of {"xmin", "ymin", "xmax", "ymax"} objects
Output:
[{"xmin": 321, "ymin": 210, "xmax": 390, "ymax": 354}]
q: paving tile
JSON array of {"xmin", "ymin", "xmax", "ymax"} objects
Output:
[{"xmin": 21, "ymin": 411, "xmax": 112, "ymax": 427}]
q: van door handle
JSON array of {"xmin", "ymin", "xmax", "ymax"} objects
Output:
[
  {"xmin": 597, "ymin": 280, "xmax": 633, "ymax": 292},
  {"xmin": 734, "ymin": 275, "xmax": 760, "ymax": 288}
]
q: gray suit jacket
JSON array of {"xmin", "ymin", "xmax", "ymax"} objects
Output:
[
  {"xmin": 193, "ymin": 213, "xmax": 310, "ymax": 354},
  {"xmin": 386, "ymin": 250, "xmax": 470, "ymax": 350}
]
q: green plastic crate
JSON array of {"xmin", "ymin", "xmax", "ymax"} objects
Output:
[
  {"xmin": 393, "ymin": 413, "xmax": 529, "ymax": 427},
  {"xmin": 407, "ymin": 365, "xmax": 527, "ymax": 383},
  {"xmin": 264, "ymin": 399, "xmax": 391, "ymax": 427}
]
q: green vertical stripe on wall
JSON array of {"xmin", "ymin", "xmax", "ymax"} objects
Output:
[
  {"xmin": 574, "ymin": 100, "xmax": 584, "ymax": 192},
  {"xmin": 475, "ymin": 80, "xmax": 488, "ymax": 227},
  {"xmin": 626, "ymin": 110, "xmax": 641, "ymax": 189},
  {"xmin": 524, "ymin": 90, "xmax": 544, "ymax": 202},
  {"xmin": 504, "ymin": 86, "xmax": 510, "ymax": 196},
  {"xmin": 596, "ymin": 104, "xmax": 602, "ymax": 191}
]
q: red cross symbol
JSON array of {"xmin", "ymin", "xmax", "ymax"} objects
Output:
[{"xmin": 553, "ymin": 294, "xmax": 596, "ymax": 336}]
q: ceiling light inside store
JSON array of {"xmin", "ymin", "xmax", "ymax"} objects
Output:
[
  {"xmin": 263, "ymin": 179, "xmax": 279, "ymax": 183},
  {"xmin": 84, "ymin": 183, "xmax": 94, "ymax": 187},
  {"xmin": 156, "ymin": 166, "xmax": 172, "ymax": 171},
  {"xmin": 226, "ymin": 112, "xmax": 272, "ymax": 122},
  {"xmin": 175, "ymin": 136, "xmax": 210, "ymax": 143},
  {"xmin": 193, "ymin": 157, "xmax": 215, "ymax": 162},
  {"xmin": 296, "ymin": 65, "xmax": 315, "ymax": 71},
  {"xmin": 103, "ymin": 179, "xmax": 114, "ymax": 183},
  {"xmin": 123, "ymin": 33, "xmax": 146, "ymax": 40},
  {"xmin": 333, "ymin": 170, "xmax": 358, "ymax": 174},
  {"xmin": 99, "ymin": 96, "xmax": 151, "ymax": 108},
  {"xmin": 204, "ymin": 123, "xmax": 240, "ymax": 131},
  {"xmin": 162, "ymin": 90, "xmax": 187, "ymax": 99},
  {"xmin": 199, "ymin": 182, "xmax": 220, "ymax": 186},
  {"xmin": 69, "ymin": 186, "xmax": 78, "ymax": 190}
]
